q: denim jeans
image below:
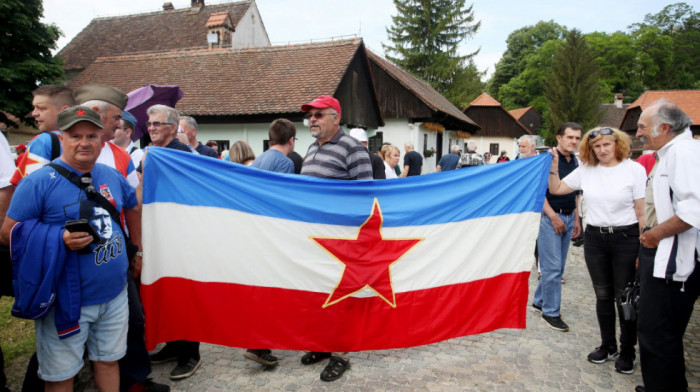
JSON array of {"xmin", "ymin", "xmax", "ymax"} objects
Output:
[
  {"xmin": 533, "ymin": 212, "xmax": 575, "ymax": 317},
  {"xmin": 583, "ymin": 225, "xmax": 639, "ymax": 351}
]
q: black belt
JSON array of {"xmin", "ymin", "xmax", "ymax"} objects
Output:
[
  {"xmin": 587, "ymin": 223, "xmax": 638, "ymax": 234},
  {"xmin": 553, "ymin": 208, "xmax": 574, "ymax": 215}
]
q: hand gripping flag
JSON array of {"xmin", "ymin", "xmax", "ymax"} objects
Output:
[{"xmin": 141, "ymin": 148, "xmax": 552, "ymax": 351}]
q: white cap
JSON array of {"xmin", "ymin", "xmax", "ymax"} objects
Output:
[{"xmin": 348, "ymin": 128, "xmax": 368, "ymax": 143}]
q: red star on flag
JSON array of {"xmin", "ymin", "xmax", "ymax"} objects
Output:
[
  {"xmin": 76, "ymin": 109, "xmax": 85, "ymax": 116},
  {"xmin": 311, "ymin": 199, "xmax": 423, "ymax": 308}
]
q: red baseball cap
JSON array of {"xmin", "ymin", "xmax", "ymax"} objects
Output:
[
  {"xmin": 301, "ymin": 95, "xmax": 341, "ymax": 114},
  {"xmin": 16, "ymin": 144, "xmax": 26, "ymax": 151}
]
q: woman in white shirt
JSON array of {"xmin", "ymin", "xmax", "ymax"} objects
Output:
[
  {"xmin": 380, "ymin": 144, "xmax": 400, "ymax": 179},
  {"xmin": 548, "ymin": 127, "xmax": 645, "ymax": 375}
]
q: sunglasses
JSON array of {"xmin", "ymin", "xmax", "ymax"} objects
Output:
[
  {"xmin": 146, "ymin": 121, "xmax": 174, "ymax": 128},
  {"xmin": 304, "ymin": 112, "xmax": 336, "ymax": 120},
  {"xmin": 589, "ymin": 128, "xmax": 614, "ymax": 139}
]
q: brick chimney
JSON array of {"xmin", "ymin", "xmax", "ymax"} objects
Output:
[
  {"xmin": 162, "ymin": 2, "xmax": 174, "ymax": 10},
  {"xmin": 192, "ymin": 0, "xmax": 204, "ymax": 10}
]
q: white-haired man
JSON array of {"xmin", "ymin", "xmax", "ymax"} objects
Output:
[
  {"xmin": 456, "ymin": 140, "xmax": 485, "ymax": 168},
  {"xmin": 436, "ymin": 145, "xmax": 461, "ymax": 172},
  {"xmin": 516, "ymin": 135, "xmax": 537, "ymax": 159},
  {"xmin": 635, "ymin": 99, "xmax": 700, "ymax": 392}
]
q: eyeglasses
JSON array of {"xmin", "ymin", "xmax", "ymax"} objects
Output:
[
  {"xmin": 146, "ymin": 121, "xmax": 174, "ymax": 128},
  {"xmin": 304, "ymin": 112, "xmax": 336, "ymax": 120},
  {"xmin": 589, "ymin": 128, "xmax": 614, "ymax": 139}
]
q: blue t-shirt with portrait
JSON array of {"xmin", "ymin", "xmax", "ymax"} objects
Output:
[{"xmin": 8, "ymin": 159, "xmax": 137, "ymax": 306}]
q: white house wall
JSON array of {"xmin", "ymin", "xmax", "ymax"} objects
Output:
[{"xmin": 231, "ymin": 2, "xmax": 271, "ymax": 49}]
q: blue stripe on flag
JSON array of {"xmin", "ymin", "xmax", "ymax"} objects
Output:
[{"xmin": 142, "ymin": 147, "xmax": 552, "ymax": 226}]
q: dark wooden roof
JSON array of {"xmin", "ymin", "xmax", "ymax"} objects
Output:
[
  {"xmin": 367, "ymin": 51, "xmax": 479, "ymax": 132},
  {"xmin": 464, "ymin": 93, "xmax": 531, "ymax": 137},
  {"xmin": 57, "ymin": 1, "xmax": 255, "ymax": 72},
  {"xmin": 67, "ymin": 39, "xmax": 383, "ymax": 129},
  {"xmin": 508, "ymin": 106, "xmax": 541, "ymax": 133}
]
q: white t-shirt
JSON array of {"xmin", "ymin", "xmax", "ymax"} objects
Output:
[
  {"xmin": 0, "ymin": 133, "xmax": 14, "ymax": 188},
  {"xmin": 384, "ymin": 161, "xmax": 397, "ymax": 179},
  {"xmin": 562, "ymin": 159, "xmax": 646, "ymax": 227}
]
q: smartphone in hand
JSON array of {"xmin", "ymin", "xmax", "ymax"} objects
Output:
[{"xmin": 64, "ymin": 219, "xmax": 100, "ymax": 244}]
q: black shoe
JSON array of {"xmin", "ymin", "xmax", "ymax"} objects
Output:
[
  {"xmin": 126, "ymin": 378, "xmax": 171, "ymax": 392},
  {"xmin": 587, "ymin": 345, "xmax": 618, "ymax": 363},
  {"xmin": 150, "ymin": 346, "xmax": 177, "ymax": 365},
  {"xmin": 170, "ymin": 357, "xmax": 201, "ymax": 380},
  {"xmin": 244, "ymin": 349, "xmax": 278, "ymax": 366},
  {"xmin": 634, "ymin": 386, "xmax": 645, "ymax": 392},
  {"xmin": 530, "ymin": 303, "xmax": 542, "ymax": 314},
  {"xmin": 542, "ymin": 314, "xmax": 569, "ymax": 332},
  {"xmin": 615, "ymin": 349, "xmax": 636, "ymax": 374}
]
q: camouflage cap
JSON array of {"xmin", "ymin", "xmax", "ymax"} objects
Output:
[
  {"xmin": 73, "ymin": 84, "xmax": 128, "ymax": 110},
  {"xmin": 57, "ymin": 105, "xmax": 103, "ymax": 131}
]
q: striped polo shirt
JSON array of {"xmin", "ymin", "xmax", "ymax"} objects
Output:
[{"xmin": 301, "ymin": 127, "xmax": 373, "ymax": 180}]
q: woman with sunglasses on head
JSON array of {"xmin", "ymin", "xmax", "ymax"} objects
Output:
[{"xmin": 548, "ymin": 127, "xmax": 646, "ymax": 374}]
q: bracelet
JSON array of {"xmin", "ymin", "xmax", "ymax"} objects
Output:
[
  {"xmin": 135, "ymin": 252, "xmax": 143, "ymax": 257},
  {"xmin": 549, "ymin": 171, "xmax": 558, "ymax": 175}
]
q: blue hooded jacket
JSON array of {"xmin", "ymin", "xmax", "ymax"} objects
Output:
[{"xmin": 11, "ymin": 219, "xmax": 82, "ymax": 339}]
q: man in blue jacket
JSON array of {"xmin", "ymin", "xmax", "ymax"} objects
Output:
[{"xmin": 0, "ymin": 106, "xmax": 142, "ymax": 392}]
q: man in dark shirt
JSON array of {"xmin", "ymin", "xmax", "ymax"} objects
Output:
[
  {"xmin": 348, "ymin": 128, "xmax": 385, "ymax": 179},
  {"xmin": 180, "ymin": 116, "xmax": 219, "ymax": 158},
  {"xmin": 145, "ymin": 105, "xmax": 190, "ymax": 152},
  {"xmin": 436, "ymin": 145, "xmax": 460, "ymax": 172},
  {"xmin": 531, "ymin": 122, "xmax": 582, "ymax": 332},
  {"xmin": 402, "ymin": 142, "xmax": 423, "ymax": 177}
]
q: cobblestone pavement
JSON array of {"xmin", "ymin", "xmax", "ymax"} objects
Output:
[{"xmin": 94, "ymin": 245, "xmax": 699, "ymax": 391}]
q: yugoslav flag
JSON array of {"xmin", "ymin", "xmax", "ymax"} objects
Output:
[{"xmin": 141, "ymin": 148, "xmax": 551, "ymax": 351}]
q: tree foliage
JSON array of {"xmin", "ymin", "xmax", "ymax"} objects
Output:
[
  {"xmin": 488, "ymin": 21, "xmax": 566, "ymax": 99},
  {"xmin": 543, "ymin": 30, "xmax": 604, "ymax": 145},
  {"xmin": 0, "ymin": 0, "xmax": 64, "ymax": 126},
  {"xmin": 383, "ymin": 0, "xmax": 484, "ymax": 108}
]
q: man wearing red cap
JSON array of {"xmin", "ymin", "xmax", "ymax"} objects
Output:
[
  {"xmin": 300, "ymin": 95, "xmax": 372, "ymax": 181},
  {"xmin": 298, "ymin": 95, "xmax": 372, "ymax": 381}
]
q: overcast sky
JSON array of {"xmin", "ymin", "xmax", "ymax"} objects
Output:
[{"xmin": 42, "ymin": 0, "xmax": 673, "ymax": 79}]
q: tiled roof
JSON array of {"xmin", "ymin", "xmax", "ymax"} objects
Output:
[
  {"xmin": 206, "ymin": 12, "xmax": 230, "ymax": 28},
  {"xmin": 67, "ymin": 39, "xmax": 363, "ymax": 116},
  {"xmin": 508, "ymin": 107, "xmax": 531, "ymax": 120},
  {"xmin": 627, "ymin": 90, "xmax": 700, "ymax": 125},
  {"xmin": 469, "ymin": 92, "xmax": 501, "ymax": 107},
  {"xmin": 367, "ymin": 51, "xmax": 479, "ymax": 130},
  {"xmin": 57, "ymin": 1, "xmax": 254, "ymax": 71}
]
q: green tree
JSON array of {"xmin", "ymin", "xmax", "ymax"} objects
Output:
[
  {"xmin": 586, "ymin": 31, "xmax": 646, "ymax": 102},
  {"xmin": 629, "ymin": 2, "xmax": 700, "ymax": 89},
  {"xmin": 0, "ymin": 0, "xmax": 64, "ymax": 126},
  {"xmin": 543, "ymin": 30, "xmax": 604, "ymax": 145},
  {"xmin": 383, "ymin": 0, "xmax": 484, "ymax": 108},
  {"xmin": 488, "ymin": 21, "xmax": 566, "ymax": 98}
]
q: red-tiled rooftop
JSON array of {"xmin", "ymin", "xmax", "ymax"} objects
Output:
[
  {"xmin": 67, "ymin": 39, "xmax": 364, "ymax": 117},
  {"xmin": 508, "ymin": 107, "xmax": 531, "ymax": 120},
  {"xmin": 469, "ymin": 92, "xmax": 501, "ymax": 107},
  {"xmin": 57, "ymin": 1, "xmax": 255, "ymax": 71},
  {"xmin": 206, "ymin": 12, "xmax": 230, "ymax": 28},
  {"xmin": 627, "ymin": 90, "xmax": 700, "ymax": 125}
]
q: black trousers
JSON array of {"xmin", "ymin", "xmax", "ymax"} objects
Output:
[
  {"xmin": 120, "ymin": 275, "xmax": 152, "ymax": 391},
  {"xmin": 583, "ymin": 226, "xmax": 638, "ymax": 351},
  {"xmin": 637, "ymin": 245, "xmax": 700, "ymax": 391}
]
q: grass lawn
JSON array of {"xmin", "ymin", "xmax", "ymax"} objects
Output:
[{"xmin": 1, "ymin": 296, "xmax": 35, "ymax": 389}]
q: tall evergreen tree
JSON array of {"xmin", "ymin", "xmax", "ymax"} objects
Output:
[
  {"xmin": 0, "ymin": 0, "xmax": 64, "ymax": 126},
  {"xmin": 383, "ymin": 0, "xmax": 483, "ymax": 108},
  {"xmin": 543, "ymin": 30, "xmax": 604, "ymax": 145}
]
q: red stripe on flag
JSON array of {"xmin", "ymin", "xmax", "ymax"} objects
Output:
[{"xmin": 142, "ymin": 272, "xmax": 530, "ymax": 352}]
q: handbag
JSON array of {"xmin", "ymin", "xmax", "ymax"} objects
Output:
[{"xmin": 620, "ymin": 279, "xmax": 640, "ymax": 322}]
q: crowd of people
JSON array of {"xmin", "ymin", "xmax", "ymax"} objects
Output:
[{"xmin": 0, "ymin": 83, "xmax": 698, "ymax": 392}]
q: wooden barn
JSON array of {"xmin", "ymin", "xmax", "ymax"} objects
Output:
[
  {"xmin": 367, "ymin": 51, "xmax": 480, "ymax": 171},
  {"xmin": 464, "ymin": 93, "xmax": 532, "ymax": 160},
  {"xmin": 508, "ymin": 106, "xmax": 541, "ymax": 134}
]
